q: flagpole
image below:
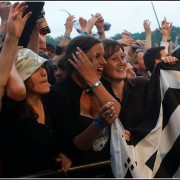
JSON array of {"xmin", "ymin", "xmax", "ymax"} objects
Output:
[{"xmin": 151, "ymin": 1, "xmax": 161, "ymax": 29}]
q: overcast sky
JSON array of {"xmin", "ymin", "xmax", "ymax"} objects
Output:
[{"xmin": 42, "ymin": 1, "xmax": 180, "ymax": 38}]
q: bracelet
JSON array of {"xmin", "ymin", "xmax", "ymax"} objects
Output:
[
  {"xmin": 0, "ymin": 34, "xmax": 6, "ymax": 44},
  {"xmin": 85, "ymin": 80, "xmax": 102, "ymax": 93},
  {"xmin": 0, "ymin": 34, "xmax": 5, "ymax": 39},
  {"xmin": 167, "ymin": 38, "xmax": 171, "ymax": 42},
  {"xmin": 97, "ymin": 31, "xmax": 104, "ymax": 35},
  {"xmin": 0, "ymin": 43, "xmax": 3, "ymax": 50},
  {"xmin": 63, "ymin": 35, "xmax": 71, "ymax": 40},
  {"xmin": 94, "ymin": 119, "xmax": 106, "ymax": 129},
  {"xmin": 81, "ymin": 31, "xmax": 88, "ymax": 35}
]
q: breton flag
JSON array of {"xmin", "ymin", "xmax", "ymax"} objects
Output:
[{"xmin": 110, "ymin": 62, "xmax": 180, "ymax": 178}]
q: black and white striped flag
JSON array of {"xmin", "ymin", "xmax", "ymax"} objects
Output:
[{"xmin": 110, "ymin": 62, "xmax": 180, "ymax": 178}]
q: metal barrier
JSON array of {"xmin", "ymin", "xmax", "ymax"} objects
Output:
[{"xmin": 21, "ymin": 160, "xmax": 113, "ymax": 178}]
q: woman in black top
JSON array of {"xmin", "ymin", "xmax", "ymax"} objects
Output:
[
  {"xmin": 101, "ymin": 38, "xmax": 149, "ymax": 130},
  {"xmin": 0, "ymin": 48, "xmax": 71, "ymax": 177},
  {"xmin": 101, "ymin": 39, "xmax": 177, "ymax": 130},
  {"xmin": 44, "ymin": 35, "xmax": 121, "ymax": 177}
]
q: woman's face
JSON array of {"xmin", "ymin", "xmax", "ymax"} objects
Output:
[
  {"xmin": 103, "ymin": 48, "xmax": 127, "ymax": 82},
  {"xmin": 126, "ymin": 63, "xmax": 136, "ymax": 78},
  {"xmin": 85, "ymin": 43, "xmax": 106, "ymax": 79},
  {"xmin": 26, "ymin": 65, "xmax": 50, "ymax": 94}
]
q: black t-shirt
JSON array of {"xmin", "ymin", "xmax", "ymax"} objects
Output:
[
  {"xmin": 43, "ymin": 78, "xmax": 111, "ymax": 167},
  {"xmin": 101, "ymin": 77, "xmax": 149, "ymax": 130},
  {"xmin": 0, "ymin": 95, "xmax": 60, "ymax": 178}
]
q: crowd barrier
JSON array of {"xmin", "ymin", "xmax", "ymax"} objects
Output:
[{"xmin": 21, "ymin": 160, "xmax": 113, "ymax": 178}]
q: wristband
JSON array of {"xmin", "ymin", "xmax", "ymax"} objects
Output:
[
  {"xmin": 0, "ymin": 34, "xmax": 6, "ymax": 44},
  {"xmin": 0, "ymin": 34, "xmax": 5, "ymax": 39},
  {"xmin": 63, "ymin": 35, "xmax": 71, "ymax": 40},
  {"xmin": 81, "ymin": 31, "xmax": 88, "ymax": 35},
  {"xmin": 85, "ymin": 80, "xmax": 102, "ymax": 93},
  {"xmin": 94, "ymin": 119, "xmax": 106, "ymax": 129},
  {"xmin": 97, "ymin": 31, "xmax": 104, "ymax": 35},
  {"xmin": 167, "ymin": 38, "xmax": 171, "ymax": 42},
  {"xmin": 0, "ymin": 43, "xmax": 3, "ymax": 51}
]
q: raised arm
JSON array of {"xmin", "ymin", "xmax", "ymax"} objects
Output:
[
  {"xmin": 0, "ymin": 2, "xmax": 31, "ymax": 107},
  {"xmin": 69, "ymin": 47, "xmax": 120, "ymax": 114},
  {"xmin": 27, "ymin": 26, "xmax": 39, "ymax": 54},
  {"xmin": 83, "ymin": 13, "xmax": 99, "ymax": 35},
  {"xmin": 52, "ymin": 15, "xmax": 74, "ymax": 64},
  {"xmin": 94, "ymin": 13, "xmax": 106, "ymax": 40},
  {"xmin": 78, "ymin": 16, "xmax": 87, "ymax": 33},
  {"xmin": 60, "ymin": 15, "xmax": 74, "ymax": 46},
  {"xmin": 0, "ymin": 2, "xmax": 11, "ymax": 37},
  {"xmin": 143, "ymin": 19, "xmax": 152, "ymax": 51},
  {"xmin": 159, "ymin": 17, "xmax": 172, "ymax": 54}
]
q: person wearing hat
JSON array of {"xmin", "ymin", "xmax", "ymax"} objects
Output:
[
  {"xmin": 0, "ymin": 1, "xmax": 32, "ymax": 177},
  {"xmin": 0, "ymin": 48, "xmax": 72, "ymax": 177}
]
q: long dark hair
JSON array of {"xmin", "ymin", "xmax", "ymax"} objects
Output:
[
  {"xmin": 61, "ymin": 35, "xmax": 101, "ymax": 78},
  {"xmin": 19, "ymin": 79, "xmax": 39, "ymax": 121}
]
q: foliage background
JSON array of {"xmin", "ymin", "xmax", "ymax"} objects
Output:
[{"xmin": 46, "ymin": 26, "xmax": 180, "ymax": 47}]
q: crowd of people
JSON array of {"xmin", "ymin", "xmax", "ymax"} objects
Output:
[{"xmin": 0, "ymin": 1, "xmax": 179, "ymax": 178}]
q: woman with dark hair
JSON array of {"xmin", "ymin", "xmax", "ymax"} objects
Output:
[
  {"xmin": 44, "ymin": 35, "xmax": 121, "ymax": 177},
  {"xmin": 0, "ymin": 48, "xmax": 72, "ymax": 177}
]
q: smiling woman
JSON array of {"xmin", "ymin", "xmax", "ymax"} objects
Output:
[{"xmin": 43, "ymin": 35, "xmax": 121, "ymax": 177}]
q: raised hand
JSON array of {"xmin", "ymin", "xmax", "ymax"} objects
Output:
[
  {"xmin": 143, "ymin": 19, "xmax": 151, "ymax": 34},
  {"xmin": 134, "ymin": 39, "xmax": 146, "ymax": 47},
  {"xmin": 38, "ymin": 33, "xmax": 46, "ymax": 49},
  {"xmin": 0, "ymin": 2, "xmax": 12, "ymax": 35},
  {"xmin": 159, "ymin": 17, "xmax": 172, "ymax": 38},
  {"xmin": 0, "ymin": 2, "xmax": 12, "ymax": 21},
  {"xmin": 121, "ymin": 30, "xmax": 132, "ymax": 40},
  {"xmin": 79, "ymin": 17, "xmax": 87, "ymax": 33},
  {"xmin": 98, "ymin": 101, "xmax": 117, "ymax": 127},
  {"xmin": 64, "ymin": 15, "xmax": 75, "ymax": 34},
  {"xmin": 7, "ymin": 1, "xmax": 32, "ymax": 39},
  {"xmin": 117, "ymin": 38, "xmax": 134, "ymax": 46},
  {"xmin": 94, "ymin": 12, "xmax": 104, "ymax": 29},
  {"xmin": 68, "ymin": 47, "xmax": 100, "ymax": 86},
  {"xmin": 83, "ymin": 14, "xmax": 99, "ymax": 34}
]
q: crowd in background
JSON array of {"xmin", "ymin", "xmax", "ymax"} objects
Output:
[{"xmin": 0, "ymin": 1, "xmax": 179, "ymax": 178}]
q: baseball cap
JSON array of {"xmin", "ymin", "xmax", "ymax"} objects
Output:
[{"xmin": 15, "ymin": 48, "xmax": 47, "ymax": 81}]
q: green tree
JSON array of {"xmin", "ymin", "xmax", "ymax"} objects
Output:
[{"xmin": 47, "ymin": 26, "xmax": 180, "ymax": 48}]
